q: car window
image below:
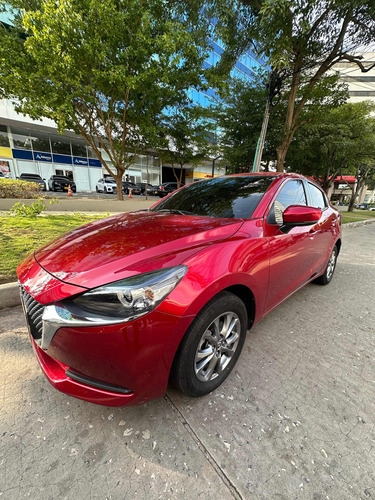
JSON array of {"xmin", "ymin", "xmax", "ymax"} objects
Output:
[
  {"xmin": 308, "ymin": 183, "xmax": 327, "ymax": 209},
  {"xmin": 152, "ymin": 175, "xmax": 277, "ymax": 219},
  {"xmin": 268, "ymin": 180, "xmax": 307, "ymax": 225}
]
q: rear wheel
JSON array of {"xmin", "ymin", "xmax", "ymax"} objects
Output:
[
  {"xmin": 170, "ymin": 292, "xmax": 247, "ymax": 397},
  {"xmin": 314, "ymin": 245, "xmax": 338, "ymax": 285}
]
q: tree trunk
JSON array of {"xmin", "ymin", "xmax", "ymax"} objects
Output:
[
  {"xmin": 172, "ymin": 165, "xmax": 184, "ymax": 188},
  {"xmin": 348, "ymin": 168, "xmax": 369, "ymax": 212},
  {"xmin": 276, "ymin": 145, "xmax": 288, "ymax": 172},
  {"xmin": 348, "ymin": 172, "xmax": 361, "ymax": 212},
  {"xmin": 114, "ymin": 169, "xmax": 125, "ymax": 200}
]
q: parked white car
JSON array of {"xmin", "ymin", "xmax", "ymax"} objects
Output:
[{"xmin": 95, "ymin": 177, "xmax": 117, "ymax": 194}]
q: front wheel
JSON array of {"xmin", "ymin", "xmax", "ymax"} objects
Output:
[
  {"xmin": 314, "ymin": 245, "xmax": 338, "ymax": 285},
  {"xmin": 170, "ymin": 292, "xmax": 247, "ymax": 397}
]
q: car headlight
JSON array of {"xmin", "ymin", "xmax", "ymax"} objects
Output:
[
  {"xmin": 39, "ymin": 266, "xmax": 188, "ymax": 349},
  {"xmin": 63, "ymin": 266, "xmax": 187, "ymax": 319}
]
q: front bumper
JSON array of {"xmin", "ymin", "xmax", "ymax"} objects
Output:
[{"xmin": 26, "ymin": 301, "xmax": 193, "ymax": 406}]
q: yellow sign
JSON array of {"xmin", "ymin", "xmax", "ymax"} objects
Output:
[{"xmin": 0, "ymin": 147, "xmax": 12, "ymax": 158}]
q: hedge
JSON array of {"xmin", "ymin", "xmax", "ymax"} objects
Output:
[{"xmin": 0, "ymin": 178, "xmax": 42, "ymax": 199}]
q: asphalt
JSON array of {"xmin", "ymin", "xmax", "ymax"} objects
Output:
[{"xmin": 0, "ymin": 224, "xmax": 374, "ymax": 499}]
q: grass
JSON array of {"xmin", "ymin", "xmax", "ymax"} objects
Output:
[
  {"xmin": 0, "ymin": 214, "xmax": 104, "ymax": 284},
  {"xmin": 1, "ymin": 210, "xmax": 374, "ymax": 285},
  {"xmin": 340, "ymin": 210, "xmax": 375, "ymax": 224}
]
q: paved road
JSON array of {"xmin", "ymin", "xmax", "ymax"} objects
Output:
[{"xmin": 1, "ymin": 225, "xmax": 374, "ymax": 499}]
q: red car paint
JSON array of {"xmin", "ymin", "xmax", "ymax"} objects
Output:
[{"xmin": 17, "ymin": 173, "xmax": 342, "ymax": 406}]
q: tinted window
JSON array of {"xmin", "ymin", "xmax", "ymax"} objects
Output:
[
  {"xmin": 11, "ymin": 127, "xmax": 32, "ymax": 150},
  {"xmin": 0, "ymin": 124, "xmax": 9, "ymax": 147},
  {"xmin": 30, "ymin": 131, "xmax": 51, "ymax": 153},
  {"xmin": 50, "ymin": 135, "xmax": 71, "ymax": 155},
  {"xmin": 20, "ymin": 174, "xmax": 42, "ymax": 180},
  {"xmin": 152, "ymin": 176, "xmax": 277, "ymax": 219},
  {"xmin": 308, "ymin": 183, "xmax": 326, "ymax": 209},
  {"xmin": 268, "ymin": 180, "xmax": 307, "ymax": 224}
]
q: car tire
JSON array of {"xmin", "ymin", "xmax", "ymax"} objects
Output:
[
  {"xmin": 104, "ymin": 186, "xmax": 108, "ymax": 194},
  {"xmin": 96, "ymin": 187, "xmax": 99, "ymax": 193},
  {"xmin": 314, "ymin": 245, "xmax": 338, "ymax": 286},
  {"xmin": 170, "ymin": 292, "xmax": 247, "ymax": 397}
]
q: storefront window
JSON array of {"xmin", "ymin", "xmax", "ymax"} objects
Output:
[
  {"xmin": 0, "ymin": 125, "xmax": 10, "ymax": 147},
  {"xmin": 87, "ymin": 145, "xmax": 99, "ymax": 158},
  {"xmin": 50, "ymin": 135, "xmax": 72, "ymax": 155},
  {"xmin": 30, "ymin": 130, "xmax": 51, "ymax": 153},
  {"xmin": 71, "ymin": 140, "xmax": 87, "ymax": 157},
  {"xmin": 11, "ymin": 127, "xmax": 32, "ymax": 150}
]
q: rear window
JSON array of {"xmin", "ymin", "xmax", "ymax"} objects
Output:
[
  {"xmin": 152, "ymin": 176, "xmax": 277, "ymax": 219},
  {"xmin": 308, "ymin": 183, "xmax": 327, "ymax": 209},
  {"xmin": 21, "ymin": 174, "xmax": 41, "ymax": 179}
]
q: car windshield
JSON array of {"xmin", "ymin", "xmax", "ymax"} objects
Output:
[
  {"xmin": 152, "ymin": 176, "xmax": 277, "ymax": 219},
  {"xmin": 54, "ymin": 176, "xmax": 70, "ymax": 181},
  {"xmin": 105, "ymin": 178, "xmax": 116, "ymax": 183},
  {"xmin": 21, "ymin": 174, "xmax": 41, "ymax": 179}
]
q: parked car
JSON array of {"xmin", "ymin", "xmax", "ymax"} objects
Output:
[
  {"xmin": 122, "ymin": 181, "xmax": 141, "ymax": 195},
  {"xmin": 19, "ymin": 173, "xmax": 46, "ymax": 191},
  {"xmin": 48, "ymin": 175, "xmax": 76, "ymax": 192},
  {"xmin": 157, "ymin": 182, "xmax": 178, "ymax": 198},
  {"xmin": 122, "ymin": 181, "xmax": 136, "ymax": 195},
  {"xmin": 134, "ymin": 183, "xmax": 158, "ymax": 196},
  {"xmin": 18, "ymin": 173, "xmax": 341, "ymax": 407},
  {"xmin": 96, "ymin": 177, "xmax": 117, "ymax": 194},
  {"xmin": 0, "ymin": 171, "xmax": 5, "ymax": 177}
]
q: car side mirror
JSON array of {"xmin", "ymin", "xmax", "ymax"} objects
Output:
[{"xmin": 283, "ymin": 205, "xmax": 322, "ymax": 226}]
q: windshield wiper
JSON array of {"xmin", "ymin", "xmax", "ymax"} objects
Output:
[{"xmin": 157, "ymin": 209, "xmax": 195, "ymax": 216}]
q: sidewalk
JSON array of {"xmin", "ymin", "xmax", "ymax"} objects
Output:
[{"xmin": 0, "ymin": 197, "xmax": 156, "ymax": 213}]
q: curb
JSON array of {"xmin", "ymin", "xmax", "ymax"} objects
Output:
[
  {"xmin": 1, "ymin": 219, "xmax": 374, "ymax": 311},
  {"xmin": 0, "ymin": 282, "xmax": 20, "ymax": 310},
  {"xmin": 342, "ymin": 218, "xmax": 375, "ymax": 230}
]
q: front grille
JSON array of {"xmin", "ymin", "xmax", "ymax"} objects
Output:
[{"xmin": 20, "ymin": 286, "xmax": 44, "ymax": 342}]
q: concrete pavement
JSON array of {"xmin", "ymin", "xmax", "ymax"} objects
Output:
[
  {"xmin": 1, "ymin": 224, "xmax": 374, "ymax": 499},
  {"xmin": 0, "ymin": 197, "xmax": 156, "ymax": 213}
]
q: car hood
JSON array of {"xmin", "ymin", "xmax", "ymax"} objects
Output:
[{"xmin": 34, "ymin": 211, "xmax": 243, "ymax": 289}]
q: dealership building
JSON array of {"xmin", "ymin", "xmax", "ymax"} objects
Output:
[{"xmin": 0, "ymin": 14, "xmax": 265, "ymax": 191}]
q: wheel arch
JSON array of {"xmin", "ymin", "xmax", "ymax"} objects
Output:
[
  {"xmin": 335, "ymin": 238, "xmax": 342, "ymax": 255},
  {"xmin": 222, "ymin": 284, "xmax": 255, "ymax": 329}
]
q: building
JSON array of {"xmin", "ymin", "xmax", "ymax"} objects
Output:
[
  {"xmin": 328, "ymin": 53, "xmax": 375, "ymax": 205},
  {"xmin": 0, "ymin": 17, "xmax": 265, "ymax": 191}
]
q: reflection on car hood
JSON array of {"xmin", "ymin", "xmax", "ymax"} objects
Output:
[{"xmin": 34, "ymin": 211, "xmax": 243, "ymax": 289}]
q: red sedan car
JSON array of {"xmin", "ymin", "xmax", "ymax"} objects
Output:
[{"xmin": 18, "ymin": 173, "xmax": 341, "ymax": 406}]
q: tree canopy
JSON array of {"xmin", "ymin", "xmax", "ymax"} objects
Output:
[
  {"xmin": 287, "ymin": 101, "xmax": 375, "ymax": 199},
  {"xmin": 153, "ymin": 106, "xmax": 216, "ymax": 187},
  {"xmin": 0, "ymin": 0, "xmax": 211, "ymax": 198},
  {"xmin": 213, "ymin": 0, "xmax": 375, "ymax": 171},
  {"xmin": 215, "ymin": 72, "xmax": 347, "ymax": 173}
]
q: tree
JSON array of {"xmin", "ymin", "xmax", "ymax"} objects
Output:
[
  {"xmin": 347, "ymin": 163, "xmax": 375, "ymax": 212},
  {"xmin": 153, "ymin": 106, "xmax": 216, "ymax": 188},
  {"xmin": 286, "ymin": 101, "xmax": 375, "ymax": 201},
  {"xmin": 214, "ymin": 0, "xmax": 375, "ymax": 171},
  {"xmin": 0, "ymin": 0, "xmax": 211, "ymax": 199},
  {"xmin": 215, "ymin": 71, "xmax": 347, "ymax": 173}
]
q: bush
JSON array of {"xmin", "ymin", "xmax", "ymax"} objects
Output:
[
  {"xmin": 0, "ymin": 178, "xmax": 42, "ymax": 199},
  {"xmin": 8, "ymin": 197, "xmax": 60, "ymax": 217},
  {"xmin": 9, "ymin": 198, "xmax": 47, "ymax": 216}
]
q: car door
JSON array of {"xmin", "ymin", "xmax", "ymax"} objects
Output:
[
  {"xmin": 263, "ymin": 179, "xmax": 317, "ymax": 312},
  {"xmin": 305, "ymin": 181, "xmax": 339, "ymax": 277}
]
